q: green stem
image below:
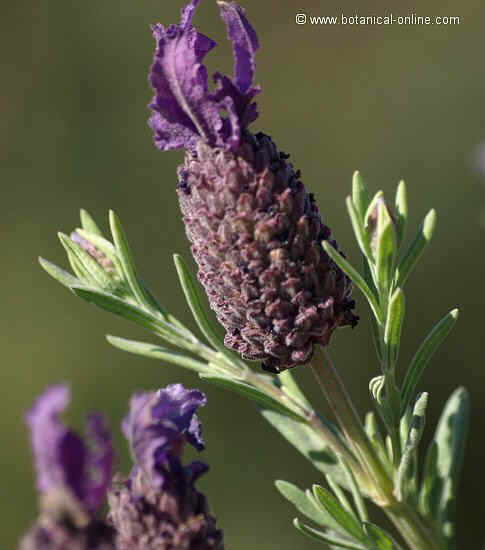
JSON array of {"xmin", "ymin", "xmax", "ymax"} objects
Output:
[
  {"xmin": 310, "ymin": 346, "xmax": 445, "ymax": 550},
  {"xmin": 384, "ymin": 499, "xmax": 444, "ymax": 550},
  {"xmin": 244, "ymin": 369, "xmax": 362, "ymax": 473},
  {"xmin": 310, "ymin": 347, "xmax": 392, "ymax": 502},
  {"xmin": 377, "ymin": 318, "xmax": 402, "ymax": 464}
]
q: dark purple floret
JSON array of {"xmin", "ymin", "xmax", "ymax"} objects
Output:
[
  {"xmin": 108, "ymin": 384, "xmax": 224, "ymax": 549},
  {"xmin": 149, "ymin": 1, "xmax": 358, "ymax": 373},
  {"xmin": 20, "ymin": 385, "xmax": 115, "ymax": 550}
]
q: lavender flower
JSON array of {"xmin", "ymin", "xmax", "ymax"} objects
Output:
[
  {"xmin": 19, "ymin": 385, "xmax": 115, "ymax": 550},
  {"xmin": 108, "ymin": 384, "xmax": 224, "ymax": 549},
  {"xmin": 149, "ymin": 0, "xmax": 358, "ymax": 373}
]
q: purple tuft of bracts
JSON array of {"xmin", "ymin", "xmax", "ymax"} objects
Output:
[
  {"xmin": 148, "ymin": 0, "xmax": 259, "ymax": 152},
  {"xmin": 19, "ymin": 385, "xmax": 115, "ymax": 550},
  {"xmin": 108, "ymin": 384, "xmax": 224, "ymax": 549},
  {"xmin": 149, "ymin": 1, "xmax": 358, "ymax": 372}
]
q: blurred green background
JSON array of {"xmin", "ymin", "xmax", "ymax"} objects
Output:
[{"xmin": 2, "ymin": 0, "xmax": 485, "ymax": 547}]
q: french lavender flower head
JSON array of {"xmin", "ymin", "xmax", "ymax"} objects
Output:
[
  {"xmin": 149, "ymin": 0, "xmax": 358, "ymax": 373},
  {"xmin": 20, "ymin": 385, "xmax": 115, "ymax": 550},
  {"xmin": 108, "ymin": 384, "xmax": 224, "ymax": 549}
]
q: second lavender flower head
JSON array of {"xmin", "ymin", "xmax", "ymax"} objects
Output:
[
  {"xmin": 109, "ymin": 384, "xmax": 224, "ymax": 550},
  {"xmin": 149, "ymin": 0, "xmax": 358, "ymax": 373}
]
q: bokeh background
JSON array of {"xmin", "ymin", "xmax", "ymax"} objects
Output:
[{"xmin": 2, "ymin": 0, "xmax": 485, "ymax": 547}]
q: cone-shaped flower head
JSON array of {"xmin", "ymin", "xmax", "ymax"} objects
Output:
[
  {"xmin": 149, "ymin": 0, "xmax": 358, "ymax": 373},
  {"xmin": 20, "ymin": 385, "xmax": 115, "ymax": 550},
  {"xmin": 108, "ymin": 384, "xmax": 224, "ymax": 549}
]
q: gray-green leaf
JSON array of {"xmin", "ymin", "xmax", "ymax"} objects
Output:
[
  {"xmin": 395, "ymin": 393, "xmax": 428, "ymax": 501},
  {"xmin": 363, "ymin": 522, "xmax": 400, "ymax": 549},
  {"xmin": 395, "ymin": 209, "xmax": 436, "ymax": 287},
  {"xmin": 275, "ymin": 481, "xmax": 340, "ymax": 531},
  {"xmin": 420, "ymin": 388, "xmax": 470, "ymax": 548},
  {"xmin": 106, "ymin": 335, "xmax": 209, "ymax": 373},
  {"xmin": 293, "ymin": 519, "xmax": 366, "ymax": 549},
  {"xmin": 200, "ymin": 374, "xmax": 304, "ymax": 421},
  {"xmin": 262, "ymin": 410, "xmax": 348, "ymax": 486},
  {"xmin": 401, "ymin": 309, "xmax": 459, "ymax": 413},
  {"xmin": 312, "ymin": 485, "xmax": 366, "ymax": 542},
  {"xmin": 322, "ymin": 241, "xmax": 382, "ymax": 323}
]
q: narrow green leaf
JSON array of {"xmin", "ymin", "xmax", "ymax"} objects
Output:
[
  {"xmin": 39, "ymin": 257, "xmax": 82, "ymax": 289},
  {"xmin": 279, "ymin": 370, "xmax": 311, "ymax": 408},
  {"xmin": 293, "ymin": 519, "xmax": 365, "ymax": 549},
  {"xmin": 174, "ymin": 254, "xmax": 224, "ymax": 351},
  {"xmin": 109, "ymin": 210, "xmax": 151, "ymax": 307},
  {"xmin": 71, "ymin": 287, "xmax": 185, "ymax": 349},
  {"xmin": 395, "ymin": 393, "xmax": 428, "ymax": 501},
  {"xmin": 339, "ymin": 460, "xmax": 368, "ymax": 523},
  {"xmin": 401, "ymin": 309, "xmax": 459, "ymax": 412},
  {"xmin": 71, "ymin": 287, "xmax": 160, "ymax": 331},
  {"xmin": 200, "ymin": 374, "xmax": 304, "ymax": 421},
  {"xmin": 363, "ymin": 522, "xmax": 400, "ymax": 549},
  {"xmin": 65, "ymin": 249, "xmax": 95, "ymax": 283},
  {"xmin": 384, "ymin": 288, "xmax": 405, "ymax": 367},
  {"xmin": 364, "ymin": 411, "xmax": 389, "ymax": 468},
  {"xmin": 58, "ymin": 232, "xmax": 115, "ymax": 290},
  {"xmin": 375, "ymin": 201, "xmax": 397, "ymax": 296},
  {"xmin": 396, "ymin": 209, "xmax": 436, "ymax": 287},
  {"xmin": 394, "ymin": 181, "xmax": 408, "ymax": 247},
  {"xmin": 322, "ymin": 241, "xmax": 382, "ymax": 323},
  {"xmin": 419, "ymin": 442, "xmax": 439, "ymax": 518},
  {"xmin": 261, "ymin": 410, "xmax": 348, "ymax": 486},
  {"xmin": 352, "ymin": 171, "xmax": 371, "ymax": 219},
  {"xmin": 326, "ymin": 475, "xmax": 356, "ymax": 518},
  {"xmin": 346, "ymin": 196, "xmax": 373, "ymax": 261},
  {"xmin": 174, "ymin": 254, "xmax": 246, "ymax": 370},
  {"xmin": 80, "ymin": 209, "xmax": 103, "ymax": 236},
  {"xmin": 428, "ymin": 388, "xmax": 470, "ymax": 544},
  {"xmin": 275, "ymin": 481, "xmax": 340, "ymax": 530},
  {"xmin": 106, "ymin": 335, "xmax": 209, "ymax": 373},
  {"xmin": 312, "ymin": 485, "xmax": 366, "ymax": 542}
]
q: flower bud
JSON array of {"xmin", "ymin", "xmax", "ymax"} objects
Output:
[
  {"xmin": 365, "ymin": 194, "xmax": 397, "ymax": 257},
  {"xmin": 71, "ymin": 232, "xmax": 118, "ymax": 277}
]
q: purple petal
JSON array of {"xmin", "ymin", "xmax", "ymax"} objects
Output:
[
  {"xmin": 83, "ymin": 414, "xmax": 114, "ymax": 512},
  {"xmin": 151, "ymin": 384, "xmax": 206, "ymax": 450},
  {"xmin": 122, "ymin": 385, "xmax": 206, "ymax": 483},
  {"xmin": 26, "ymin": 385, "xmax": 113, "ymax": 514},
  {"xmin": 148, "ymin": 0, "xmax": 260, "ymax": 152},
  {"xmin": 26, "ymin": 386, "xmax": 84, "ymax": 495},
  {"xmin": 218, "ymin": 1, "xmax": 260, "ymax": 93},
  {"xmin": 149, "ymin": 3, "xmax": 222, "ymax": 150}
]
